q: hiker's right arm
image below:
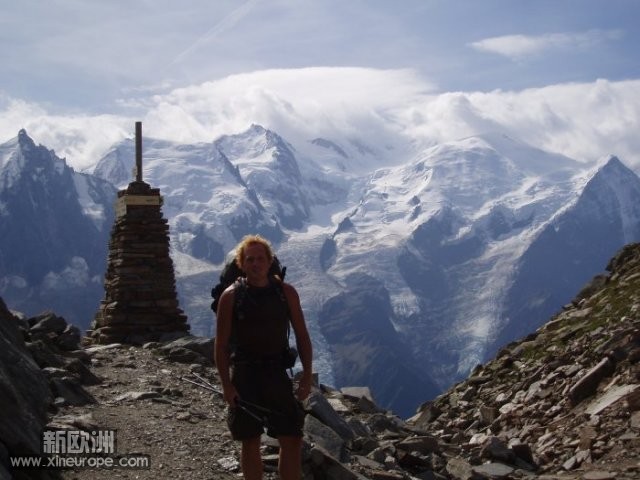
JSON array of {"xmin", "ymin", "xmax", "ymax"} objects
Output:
[{"xmin": 214, "ymin": 288, "xmax": 238, "ymax": 406}]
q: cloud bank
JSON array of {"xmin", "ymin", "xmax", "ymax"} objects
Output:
[
  {"xmin": 469, "ymin": 29, "xmax": 623, "ymax": 60},
  {"xmin": 1, "ymin": 68, "xmax": 639, "ymax": 172}
]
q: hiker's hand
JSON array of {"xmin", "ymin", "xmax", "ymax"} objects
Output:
[
  {"xmin": 296, "ymin": 375, "xmax": 312, "ymax": 401},
  {"xmin": 222, "ymin": 385, "xmax": 239, "ymax": 407}
]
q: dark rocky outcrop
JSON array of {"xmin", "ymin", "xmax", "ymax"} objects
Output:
[
  {"xmin": 0, "ymin": 301, "xmax": 99, "ymax": 479},
  {"xmin": 0, "ymin": 299, "xmax": 51, "ymax": 479}
]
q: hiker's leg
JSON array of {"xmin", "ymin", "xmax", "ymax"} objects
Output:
[
  {"xmin": 278, "ymin": 435, "xmax": 302, "ymax": 480},
  {"xmin": 241, "ymin": 436, "xmax": 262, "ymax": 480}
]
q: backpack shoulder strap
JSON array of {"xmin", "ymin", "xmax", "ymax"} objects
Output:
[
  {"xmin": 269, "ymin": 278, "xmax": 292, "ymax": 340},
  {"xmin": 233, "ymin": 277, "xmax": 248, "ymax": 320},
  {"xmin": 228, "ymin": 278, "xmax": 247, "ymax": 354}
]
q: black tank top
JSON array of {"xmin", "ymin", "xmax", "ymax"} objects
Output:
[{"xmin": 231, "ymin": 282, "xmax": 289, "ymax": 359}]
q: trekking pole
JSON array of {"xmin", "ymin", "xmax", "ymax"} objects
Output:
[
  {"xmin": 192, "ymin": 372, "xmax": 218, "ymax": 389},
  {"xmin": 235, "ymin": 401, "xmax": 269, "ymax": 426},
  {"xmin": 184, "ymin": 374, "xmax": 282, "ymax": 415},
  {"xmin": 180, "ymin": 376, "xmax": 220, "ymax": 393},
  {"xmin": 179, "ymin": 375, "xmax": 271, "ymax": 425},
  {"xmin": 185, "ymin": 374, "xmax": 255, "ymax": 408},
  {"xmin": 236, "ymin": 398, "xmax": 287, "ymax": 417}
]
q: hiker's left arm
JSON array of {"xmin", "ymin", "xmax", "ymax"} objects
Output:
[
  {"xmin": 215, "ymin": 287, "xmax": 239, "ymax": 406},
  {"xmin": 284, "ymin": 283, "xmax": 313, "ymax": 400}
]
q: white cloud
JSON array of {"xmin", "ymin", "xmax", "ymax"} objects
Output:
[
  {"xmin": 469, "ymin": 29, "xmax": 623, "ymax": 60},
  {"xmin": 42, "ymin": 257, "xmax": 94, "ymax": 291},
  {"xmin": 143, "ymin": 67, "xmax": 433, "ymax": 146},
  {"xmin": 399, "ymin": 79, "xmax": 640, "ymax": 168},
  {"xmin": 0, "ymin": 94, "xmax": 132, "ymax": 171},
  {"xmin": 1, "ymin": 69, "xmax": 639, "ymax": 174},
  {"xmin": 143, "ymin": 69, "xmax": 640, "ymax": 170},
  {"xmin": 476, "ymin": 79, "xmax": 640, "ymax": 165}
]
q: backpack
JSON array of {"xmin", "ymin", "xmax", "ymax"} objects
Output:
[{"xmin": 210, "ymin": 255, "xmax": 287, "ymax": 314}]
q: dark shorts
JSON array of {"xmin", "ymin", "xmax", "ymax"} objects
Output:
[{"xmin": 227, "ymin": 365, "xmax": 305, "ymax": 440}]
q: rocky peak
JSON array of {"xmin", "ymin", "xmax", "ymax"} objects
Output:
[
  {"xmin": 15, "ymin": 129, "xmax": 61, "ymax": 169},
  {"xmin": 584, "ymin": 155, "xmax": 640, "ymax": 194},
  {"xmin": 5, "ymin": 128, "xmax": 37, "ymax": 158},
  {"xmin": 597, "ymin": 154, "xmax": 626, "ymax": 174},
  {"xmin": 17, "ymin": 127, "xmax": 33, "ymax": 141},
  {"xmin": 215, "ymin": 124, "xmax": 309, "ymax": 229}
]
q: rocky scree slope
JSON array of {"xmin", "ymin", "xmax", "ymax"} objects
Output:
[{"xmin": 408, "ymin": 242, "xmax": 640, "ymax": 479}]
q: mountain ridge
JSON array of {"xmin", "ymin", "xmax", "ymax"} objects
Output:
[
  {"xmin": 0, "ymin": 130, "xmax": 115, "ymax": 325},
  {"xmin": 495, "ymin": 154, "xmax": 640, "ymax": 355}
]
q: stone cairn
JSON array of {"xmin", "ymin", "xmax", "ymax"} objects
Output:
[{"xmin": 86, "ymin": 122, "xmax": 189, "ymax": 345}]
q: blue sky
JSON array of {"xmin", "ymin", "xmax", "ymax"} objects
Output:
[{"xmin": 1, "ymin": 0, "xmax": 639, "ymax": 170}]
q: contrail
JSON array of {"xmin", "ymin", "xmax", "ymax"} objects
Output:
[{"xmin": 166, "ymin": 0, "xmax": 260, "ymax": 69}]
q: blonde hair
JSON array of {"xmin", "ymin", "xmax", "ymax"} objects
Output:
[{"xmin": 234, "ymin": 234, "xmax": 274, "ymax": 268}]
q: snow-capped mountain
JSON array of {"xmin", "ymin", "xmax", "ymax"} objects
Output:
[
  {"xmin": 0, "ymin": 130, "xmax": 115, "ymax": 325},
  {"xmin": 3, "ymin": 125, "xmax": 640, "ymax": 417},
  {"xmin": 94, "ymin": 129, "xmax": 284, "ymax": 263},
  {"xmin": 92, "ymin": 124, "xmax": 350, "ymax": 255},
  {"xmin": 320, "ymin": 134, "xmax": 640, "ymax": 406}
]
